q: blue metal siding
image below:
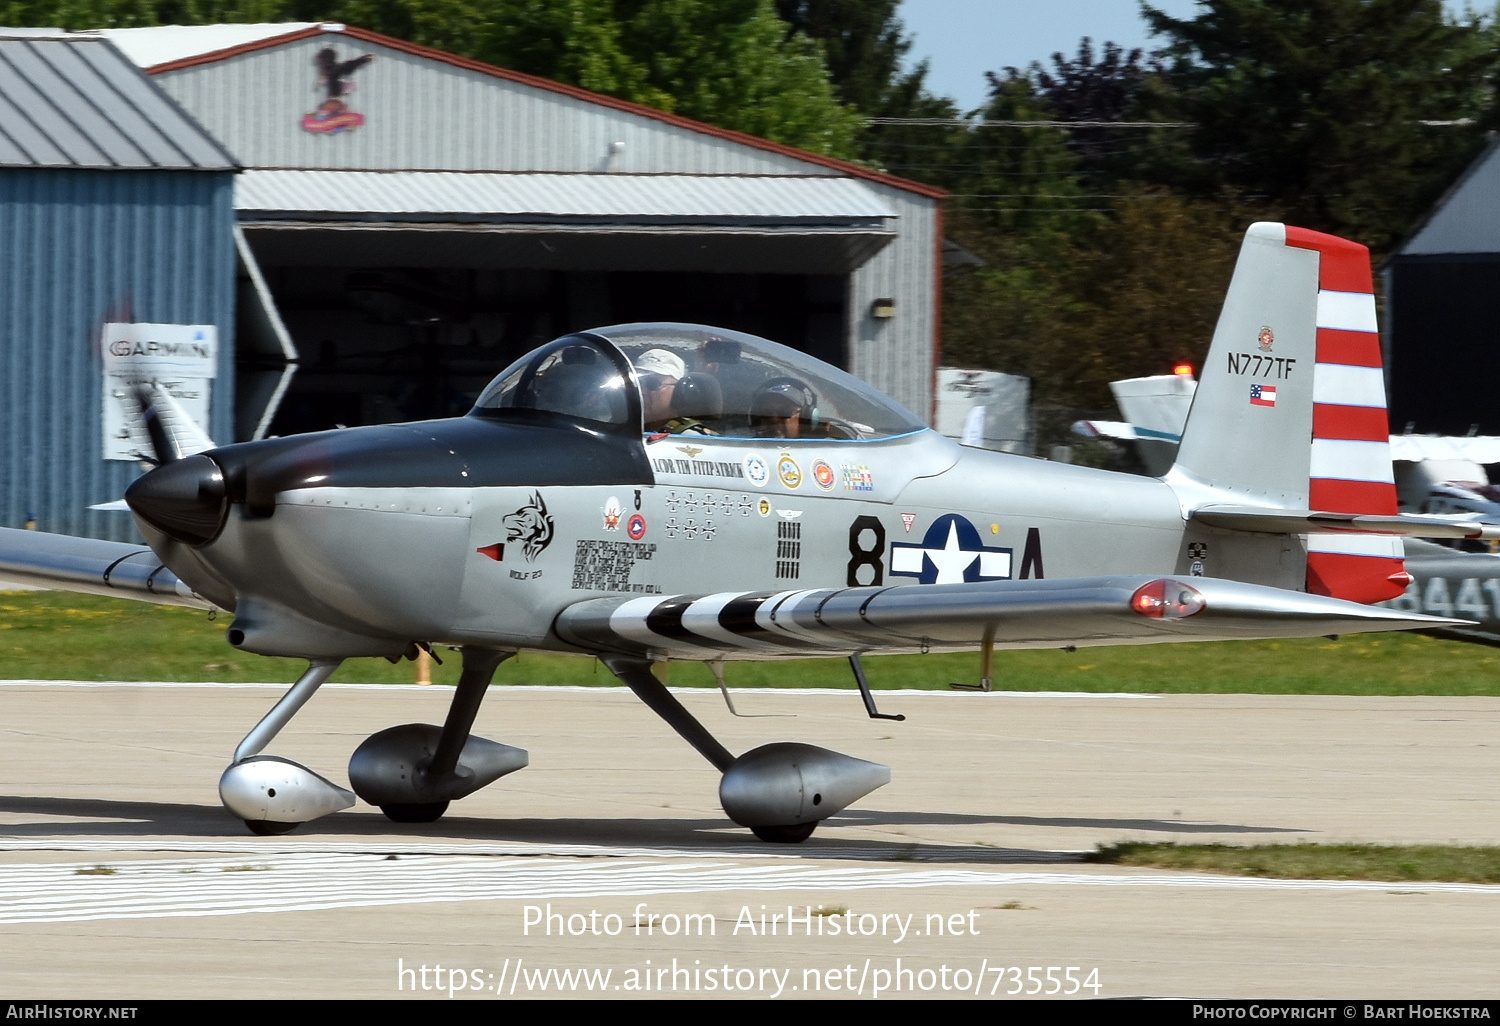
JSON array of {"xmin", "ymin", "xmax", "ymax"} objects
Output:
[{"xmin": 0, "ymin": 168, "xmax": 235, "ymax": 541}]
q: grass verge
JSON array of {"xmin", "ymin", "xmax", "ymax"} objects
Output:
[
  {"xmin": 1086, "ymin": 842, "xmax": 1500, "ymax": 883},
  {"xmin": 1, "ymin": 590, "xmax": 1499, "ymax": 694}
]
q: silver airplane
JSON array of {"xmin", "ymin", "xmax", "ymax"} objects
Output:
[{"xmin": 2, "ymin": 222, "xmax": 1494, "ymax": 842}]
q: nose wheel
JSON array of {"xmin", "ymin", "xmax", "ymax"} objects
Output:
[
  {"xmin": 245, "ymin": 820, "xmax": 300, "ymax": 836},
  {"xmin": 219, "ymin": 660, "xmax": 356, "ymax": 836}
]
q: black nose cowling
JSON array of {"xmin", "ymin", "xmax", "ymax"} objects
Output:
[{"xmin": 124, "ymin": 454, "xmax": 229, "ymax": 547}]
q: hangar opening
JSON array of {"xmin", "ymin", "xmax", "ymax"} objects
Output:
[
  {"xmin": 240, "ymin": 260, "xmax": 849, "ymax": 437},
  {"xmin": 233, "ymin": 169, "xmax": 893, "ymax": 436}
]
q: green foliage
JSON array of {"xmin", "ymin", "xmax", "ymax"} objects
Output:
[
  {"xmin": 944, "ymin": 189, "xmax": 1260, "ymax": 410},
  {"xmin": 1, "ymin": 0, "xmax": 862, "ymax": 157},
  {"xmin": 1143, "ymin": 0, "xmax": 1497, "ymax": 253},
  {"xmin": 4, "ymin": 591, "xmax": 1499, "ymax": 695},
  {"xmin": 932, "ymin": 2, "xmax": 1500, "ymax": 407}
]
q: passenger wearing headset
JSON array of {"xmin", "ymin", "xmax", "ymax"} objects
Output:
[{"xmin": 750, "ymin": 377, "xmax": 818, "ymax": 438}]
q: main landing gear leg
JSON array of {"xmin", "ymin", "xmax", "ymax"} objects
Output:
[
  {"xmin": 348, "ymin": 647, "xmax": 529, "ymax": 824},
  {"xmin": 600, "ymin": 655, "xmax": 890, "ymax": 844},
  {"xmin": 219, "ymin": 659, "xmax": 355, "ymax": 835}
]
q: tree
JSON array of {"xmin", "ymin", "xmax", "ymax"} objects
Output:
[
  {"xmin": 771, "ymin": 0, "xmax": 957, "ymax": 171},
  {"xmin": 1, "ymin": 0, "xmax": 863, "ymax": 157},
  {"xmin": 1143, "ymin": 0, "xmax": 1496, "ymax": 253}
]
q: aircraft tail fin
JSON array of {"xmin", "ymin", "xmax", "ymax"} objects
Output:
[{"xmin": 1169, "ymin": 222, "xmax": 1404, "ymax": 603}]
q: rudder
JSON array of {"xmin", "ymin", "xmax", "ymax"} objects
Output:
[{"xmin": 1169, "ymin": 222, "xmax": 1404, "ymax": 603}]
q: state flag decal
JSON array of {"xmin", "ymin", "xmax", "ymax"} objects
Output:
[{"xmin": 1249, "ymin": 383, "xmax": 1277, "ymax": 407}]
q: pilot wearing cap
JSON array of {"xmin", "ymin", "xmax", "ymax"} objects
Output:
[{"xmin": 634, "ymin": 348, "xmax": 687, "ymax": 431}]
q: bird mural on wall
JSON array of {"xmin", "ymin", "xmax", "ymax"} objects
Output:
[{"xmin": 302, "ymin": 47, "xmax": 374, "ymax": 134}]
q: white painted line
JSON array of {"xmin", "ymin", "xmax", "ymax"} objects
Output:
[
  {"xmin": 0, "ymin": 853, "xmax": 1492, "ymax": 924},
  {"xmin": 0, "ymin": 680, "xmax": 1159, "ymax": 699}
]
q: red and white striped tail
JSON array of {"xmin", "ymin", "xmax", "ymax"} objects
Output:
[{"xmin": 1284, "ymin": 227, "xmax": 1406, "ymax": 603}]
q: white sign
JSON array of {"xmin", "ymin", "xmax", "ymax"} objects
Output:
[{"xmin": 101, "ymin": 323, "xmax": 218, "ymax": 461}]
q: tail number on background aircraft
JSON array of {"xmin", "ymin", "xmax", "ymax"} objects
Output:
[
  {"xmin": 1386, "ymin": 577, "xmax": 1499, "ymax": 620},
  {"xmin": 1226, "ymin": 353, "xmax": 1296, "ymax": 378}
]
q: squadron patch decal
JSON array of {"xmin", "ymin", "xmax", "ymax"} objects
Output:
[
  {"xmin": 1258, "ymin": 325, "xmax": 1274, "ymax": 352},
  {"xmin": 744, "ymin": 454, "xmax": 770, "ymax": 488},
  {"xmin": 812, "ymin": 459, "xmax": 836, "ymax": 491},
  {"xmin": 627, "ymin": 513, "xmax": 647, "ymax": 540},
  {"xmin": 777, "ymin": 454, "xmax": 802, "ymax": 489}
]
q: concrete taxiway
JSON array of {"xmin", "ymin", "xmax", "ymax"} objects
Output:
[{"xmin": 0, "ymin": 680, "xmax": 1496, "ymax": 999}]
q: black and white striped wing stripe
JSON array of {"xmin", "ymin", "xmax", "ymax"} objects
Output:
[{"xmin": 553, "ymin": 575, "xmax": 1459, "ymax": 660}]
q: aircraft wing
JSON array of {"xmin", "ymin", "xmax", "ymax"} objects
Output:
[
  {"xmin": 554, "ymin": 575, "xmax": 1462, "ymax": 660},
  {"xmin": 1190, "ymin": 504, "xmax": 1500, "ymax": 541},
  {"xmin": 0, "ymin": 526, "xmax": 210, "ymax": 608},
  {"xmin": 1389, "ymin": 435, "xmax": 1500, "ymax": 464},
  {"xmin": 1071, "ymin": 419, "xmax": 1139, "ymax": 441}
]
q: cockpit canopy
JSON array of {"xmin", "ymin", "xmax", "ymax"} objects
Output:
[{"xmin": 471, "ymin": 323, "xmax": 925, "ymax": 441}]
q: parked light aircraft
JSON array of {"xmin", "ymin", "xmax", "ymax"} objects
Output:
[
  {"xmin": 1077, "ymin": 375, "xmax": 1500, "ymax": 524},
  {"xmin": 2, "ymin": 223, "xmax": 1494, "ymax": 841}
]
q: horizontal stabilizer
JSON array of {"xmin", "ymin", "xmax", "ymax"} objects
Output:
[
  {"xmin": 554, "ymin": 576, "xmax": 1463, "ymax": 661},
  {"xmin": 1192, "ymin": 504, "xmax": 1500, "ymax": 541},
  {"xmin": 0, "ymin": 526, "xmax": 208, "ymax": 607}
]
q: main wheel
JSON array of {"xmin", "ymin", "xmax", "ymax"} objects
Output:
[
  {"xmin": 245, "ymin": 820, "xmax": 299, "ymax": 836},
  {"xmin": 751, "ymin": 822, "xmax": 816, "ymax": 843},
  {"xmin": 380, "ymin": 801, "xmax": 450, "ymax": 823}
]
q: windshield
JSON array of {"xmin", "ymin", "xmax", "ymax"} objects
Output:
[
  {"xmin": 471, "ymin": 323, "xmax": 925, "ymax": 440},
  {"xmin": 470, "ymin": 334, "xmax": 636, "ymax": 429},
  {"xmin": 601, "ymin": 323, "xmax": 923, "ymax": 440}
]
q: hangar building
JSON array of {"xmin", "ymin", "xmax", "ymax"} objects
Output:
[
  {"xmin": 1386, "ymin": 138, "xmax": 1500, "ymax": 436},
  {"xmin": 0, "ymin": 32, "xmax": 237, "ymax": 540},
  {"xmin": 103, "ymin": 22, "xmax": 945, "ymax": 443}
]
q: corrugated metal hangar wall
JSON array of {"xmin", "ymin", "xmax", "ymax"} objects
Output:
[
  {"xmin": 121, "ymin": 23, "xmax": 943, "ymax": 440},
  {"xmin": 0, "ymin": 34, "xmax": 237, "ymax": 540},
  {"xmin": 1, "ymin": 24, "xmax": 942, "ymax": 540},
  {"xmin": 1386, "ymin": 138, "xmax": 1500, "ymax": 436}
]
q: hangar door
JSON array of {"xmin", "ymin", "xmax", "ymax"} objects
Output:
[{"xmin": 233, "ymin": 170, "xmax": 896, "ymax": 438}]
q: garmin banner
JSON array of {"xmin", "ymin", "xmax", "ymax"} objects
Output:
[{"xmin": 100, "ymin": 322, "xmax": 218, "ymax": 461}]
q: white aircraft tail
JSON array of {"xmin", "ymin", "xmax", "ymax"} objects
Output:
[{"xmin": 1168, "ymin": 222, "xmax": 1404, "ymax": 603}]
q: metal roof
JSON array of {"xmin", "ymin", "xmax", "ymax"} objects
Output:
[
  {"xmin": 235, "ymin": 169, "xmax": 895, "ymax": 225},
  {"xmin": 1397, "ymin": 137, "xmax": 1500, "ymax": 257},
  {"xmin": 0, "ymin": 34, "xmax": 235, "ymax": 170},
  {"xmin": 117, "ymin": 21, "xmax": 944, "ymax": 200},
  {"xmin": 97, "ymin": 23, "xmax": 320, "ymax": 69}
]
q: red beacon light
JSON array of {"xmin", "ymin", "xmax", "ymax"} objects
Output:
[
  {"xmin": 1130, "ymin": 579, "xmax": 1206, "ymax": 619},
  {"xmin": 1173, "ymin": 363, "xmax": 1194, "ymax": 378}
]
